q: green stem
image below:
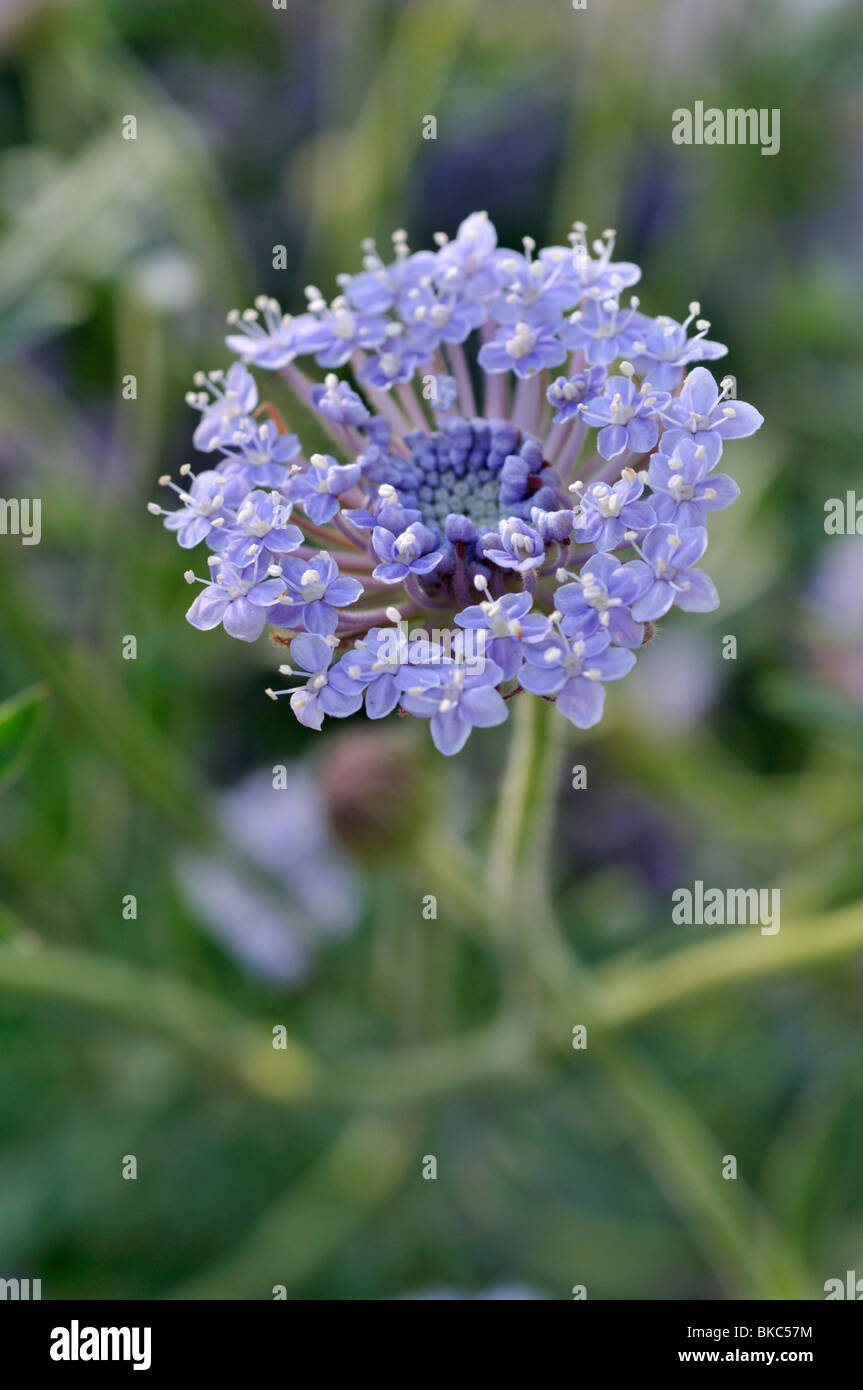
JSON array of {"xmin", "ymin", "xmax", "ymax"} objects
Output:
[
  {"xmin": 0, "ymin": 934, "xmax": 531, "ymax": 1107},
  {"xmin": 596, "ymin": 901, "xmax": 863, "ymax": 1029},
  {"xmin": 593, "ymin": 1040, "xmax": 812, "ymax": 1299},
  {"xmin": 167, "ymin": 1115, "xmax": 417, "ymax": 1300},
  {"xmin": 484, "ymin": 697, "xmax": 813, "ymax": 1299},
  {"xmin": 487, "ymin": 693, "xmax": 561, "ymax": 915}
]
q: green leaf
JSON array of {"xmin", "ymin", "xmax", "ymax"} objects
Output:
[{"xmin": 0, "ymin": 684, "xmax": 49, "ymax": 788}]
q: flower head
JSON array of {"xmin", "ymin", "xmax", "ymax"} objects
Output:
[{"xmin": 153, "ymin": 214, "xmax": 759, "ymax": 754}]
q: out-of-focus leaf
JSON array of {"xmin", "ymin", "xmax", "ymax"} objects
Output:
[
  {"xmin": 0, "ymin": 683, "xmax": 48, "ymax": 787},
  {"xmin": 759, "ymin": 672, "xmax": 863, "ymax": 734}
]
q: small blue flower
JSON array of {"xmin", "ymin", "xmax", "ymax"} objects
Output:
[
  {"xmin": 343, "ymin": 626, "xmax": 449, "ymax": 720},
  {"xmin": 455, "ymin": 590, "xmax": 550, "ymax": 680},
  {"xmin": 628, "ymin": 304, "xmax": 727, "ymax": 392},
  {"xmin": 372, "ymin": 521, "xmax": 444, "ymax": 583},
  {"xmin": 188, "ymin": 363, "xmax": 258, "ymax": 452},
  {"xmin": 571, "ymin": 474, "xmax": 656, "ymax": 552},
  {"xmin": 519, "ymin": 627, "xmax": 636, "ymax": 728},
  {"xmin": 628, "ymin": 524, "xmax": 719, "ymax": 621},
  {"xmin": 341, "ymin": 626, "xmax": 406, "ymax": 719},
  {"xmin": 305, "ymin": 294, "xmax": 390, "ymax": 369},
  {"xmin": 482, "ymin": 516, "xmax": 546, "ymax": 573},
  {"xmin": 569, "ymin": 225, "xmax": 642, "ymax": 300},
  {"xmin": 434, "ymin": 210, "xmax": 500, "ymax": 302},
  {"xmin": 546, "ymin": 367, "xmax": 607, "ymax": 423},
  {"xmin": 579, "ymin": 373, "xmax": 670, "ymax": 460},
  {"xmin": 310, "ymin": 374, "xmax": 370, "ymax": 427},
  {"xmin": 341, "ymin": 233, "xmax": 438, "ymax": 315},
  {"xmin": 268, "ymin": 633, "xmax": 363, "ymax": 730},
  {"xmin": 152, "ymin": 467, "xmax": 245, "ymax": 549},
  {"xmin": 344, "ymin": 485, "xmax": 422, "ymax": 536},
  {"xmin": 646, "ymin": 438, "xmax": 740, "ymax": 528},
  {"xmin": 359, "ymin": 339, "xmax": 425, "ymax": 391},
  {"xmin": 478, "ymin": 321, "xmax": 566, "ymax": 379},
  {"xmin": 216, "ymin": 489, "xmax": 304, "ymax": 568},
  {"xmin": 225, "ymin": 300, "xmax": 329, "ymax": 370},
  {"xmin": 559, "ymin": 295, "xmax": 646, "ymax": 366},
  {"xmin": 217, "ymin": 418, "xmax": 302, "ymax": 488},
  {"xmin": 269, "ymin": 552, "xmax": 364, "ymax": 635},
  {"xmin": 553, "ymin": 552, "xmax": 646, "ymax": 649},
  {"xmin": 395, "ymin": 655, "xmax": 508, "ymax": 756},
  {"xmin": 289, "ymin": 453, "xmax": 363, "ymax": 525},
  {"xmin": 399, "ymin": 284, "xmax": 484, "ymax": 352},
  {"xmin": 486, "ymin": 242, "xmax": 574, "ymax": 326},
  {"xmin": 185, "ymin": 558, "xmax": 287, "ymax": 643},
  {"xmin": 158, "ymin": 212, "xmax": 758, "ymax": 755},
  {"xmin": 660, "ymin": 367, "xmax": 763, "ymax": 467}
]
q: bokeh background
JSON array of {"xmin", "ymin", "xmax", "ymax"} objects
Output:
[{"xmin": 0, "ymin": 0, "xmax": 862, "ymax": 1300}]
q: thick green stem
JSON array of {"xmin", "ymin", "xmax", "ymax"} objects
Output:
[{"xmin": 487, "ymin": 693, "xmax": 561, "ymax": 918}]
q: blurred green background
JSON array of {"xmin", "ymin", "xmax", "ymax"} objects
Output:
[{"xmin": 0, "ymin": 0, "xmax": 862, "ymax": 1300}]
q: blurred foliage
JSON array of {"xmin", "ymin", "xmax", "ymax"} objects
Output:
[{"xmin": 0, "ymin": 0, "xmax": 862, "ymax": 1300}]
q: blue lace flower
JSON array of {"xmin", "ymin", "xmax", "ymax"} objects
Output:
[
  {"xmin": 553, "ymin": 553, "xmax": 646, "ymax": 649},
  {"xmin": 269, "ymin": 552, "xmax": 364, "ymax": 636},
  {"xmin": 185, "ymin": 558, "xmax": 287, "ymax": 643},
  {"xmin": 646, "ymin": 438, "xmax": 740, "ymax": 528},
  {"xmin": 310, "ymin": 374, "xmax": 370, "ymax": 427},
  {"xmin": 559, "ymin": 295, "xmax": 646, "ymax": 366},
  {"xmin": 304, "ymin": 293, "xmax": 390, "ymax": 369},
  {"xmin": 519, "ymin": 626, "xmax": 636, "ymax": 729},
  {"xmin": 579, "ymin": 372, "xmax": 670, "ymax": 460},
  {"xmin": 217, "ymin": 418, "xmax": 301, "ymax": 488},
  {"xmin": 482, "ymin": 517, "xmax": 546, "ymax": 573},
  {"xmin": 571, "ymin": 474, "xmax": 656, "ymax": 552},
  {"xmin": 478, "ymin": 320, "xmax": 567, "ymax": 378},
  {"xmin": 372, "ymin": 521, "xmax": 444, "ymax": 583},
  {"xmin": 628, "ymin": 524, "xmax": 719, "ymax": 621},
  {"xmin": 151, "ymin": 467, "xmax": 246, "ymax": 549},
  {"xmin": 215, "ymin": 490, "xmax": 304, "ymax": 569},
  {"xmin": 289, "ymin": 454, "xmax": 363, "ymax": 525},
  {"xmin": 660, "ymin": 367, "xmax": 764, "ymax": 467},
  {"xmin": 266, "ymin": 633, "xmax": 363, "ymax": 730},
  {"xmin": 395, "ymin": 655, "xmax": 508, "ymax": 755},
  {"xmin": 546, "ymin": 367, "xmax": 607, "ymax": 423},
  {"xmin": 188, "ymin": 364, "xmax": 258, "ymax": 452},
  {"xmin": 454, "ymin": 589, "xmax": 550, "ymax": 680},
  {"xmin": 154, "ymin": 212, "xmax": 760, "ymax": 754},
  {"xmin": 629, "ymin": 303, "xmax": 728, "ymax": 391}
]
